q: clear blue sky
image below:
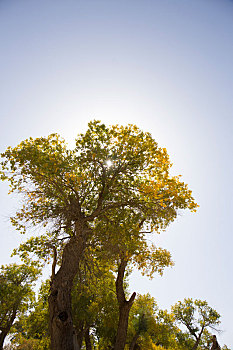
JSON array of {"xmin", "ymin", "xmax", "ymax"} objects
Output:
[{"xmin": 1, "ymin": 0, "xmax": 233, "ymax": 347}]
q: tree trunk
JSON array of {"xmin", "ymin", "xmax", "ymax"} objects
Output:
[
  {"xmin": 211, "ymin": 335, "xmax": 221, "ymax": 350},
  {"xmin": 114, "ymin": 259, "xmax": 136, "ymax": 350},
  {"xmin": 0, "ymin": 329, "xmax": 8, "ymax": 350},
  {"xmin": 129, "ymin": 332, "xmax": 140, "ymax": 350},
  {"xmin": 84, "ymin": 326, "xmax": 93, "ymax": 350},
  {"xmin": 75, "ymin": 322, "xmax": 84, "ymax": 350},
  {"xmin": 192, "ymin": 341, "xmax": 200, "ymax": 350},
  {"xmin": 0, "ymin": 307, "xmax": 17, "ymax": 350},
  {"xmin": 72, "ymin": 327, "xmax": 81, "ymax": 350},
  {"xmin": 48, "ymin": 228, "xmax": 88, "ymax": 350}
]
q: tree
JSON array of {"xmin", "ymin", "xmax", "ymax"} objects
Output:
[
  {"xmin": 127, "ymin": 294, "xmax": 181, "ymax": 350},
  {"xmin": 1, "ymin": 121, "xmax": 198, "ymax": 350},
  {"xmin": 10, "ymin": 279, "xmax": 50, "ymax": 350},
  {"xmin": 93, "ymin": 204, "xmax": 175, "ymax": 350},
  {"xmin": 12, "ymin": 266, "xmax": 115, "ymax": 350},
  {"xmin": 127, "ymin": 294, "xmax": 158, "ymax": 350},
  {"xmin": 112, "ymin": 245, "xmax": 173, "ymax": 350},
  {"xmin": 0, "ymin": 264, "xmax": 39, "ymax": 350},
  {"xmin": 172, "ymin": 298, "xmax": 221, "ymax": 350}
]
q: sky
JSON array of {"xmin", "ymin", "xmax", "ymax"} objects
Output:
[{"xmin": 0, "ymin": 0, "xmax": 233, "ymax": 347}]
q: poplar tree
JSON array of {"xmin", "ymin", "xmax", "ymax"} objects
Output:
[{"xmin": 1, "ymin": 121, "xmax": 197, "ymax": 350}]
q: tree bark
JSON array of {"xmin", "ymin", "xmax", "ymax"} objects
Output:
[
  {"xmin": 211, "ymin": 335, "xmax": 221, "ymax": 350},
  {"xmin": 75, "ymin": 322, "xmax": 84, "ymax": 350},
  {"xmin": 0, "ymin": 329, "xmax": 8, "ymax": 350},
  {"xmin": 0, "ymin": 307, "xmax": 17, "ymax": 350},
  {"xmin": 48, "ymin": 226, "xmax": 88, "ymax": 350},
  {"xmin": 84, "ymin": 326, "xmax": 93, "ymax": 350},
  {"xmin": 114, "ymin": 260, "xmax": 136, "ymax": 350},
  {"xmin": 129, "ymin": 332, "xmax": 140, "ymax": 350}
]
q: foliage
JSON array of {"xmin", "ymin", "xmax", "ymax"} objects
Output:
[
  {"xmin": 12, "ymin": 264, "xmax": 117, "ymax": 350},
  {"xmin": 11, "ymin": 280, "xmax": 50, "ymax": 350},
  {"xmin": 0, "ymin": 121, "xmax": 198, "ymax": 348},
  {"xmin": 172, "ymin": 298, "xmax": 221, "ymax": 349},
  {"xmin": 172, "ymin": 298, "xmax": 221, "ymax": 332},
  {"xmin": 5, "ymin": 286, "xmax": 231, "ymax": 350},
  {"xmin": 1, "ymin": 121, "xmax": 198, "ymax": 263},
  {"xmin": 126, "ymin": 294, "xmax": 178, "ymax": 349},
  {"xmin": 94, "ymin": 208, "xmax": 174, "ymax": 280},
  {"xmin": 0, "ymin": 263, "xmax": 40, "ymax": 349},
  {"xmin": 72, "ymin": 262, "xmax": 119, "ymax": 349}
]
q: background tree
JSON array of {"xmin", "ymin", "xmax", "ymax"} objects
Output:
[
  {"xmin": 11, "ymin": 279, "xmax": 50, "ymax": 350},
  {"xmin": 112, "ymin": 244, "xmax": 173, "ymax": 350},
  {"xmin": 1, "ymin": 121, "xmax": 198, "ymax": 350},
  {"xmin": 127, "ymin": 294, "xmax": 158, "ymax": 350},
  {"xmin": 127, "ymin": 294, "xmax": 180, "ymax": 350},
  {"xmin": 172, "ymin": 298, "xmax": 221, "ymax": 350},
  {"xmin": 0, "ymin": 263, "xmax": 40, "ymax": 350},
  {"xmin": 92, "ymin": 207, "xmax": 174, "ymax": 350}
]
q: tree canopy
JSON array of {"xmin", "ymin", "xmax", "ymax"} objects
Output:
[{"xmin": 0, "ymin": 121, "xmax": 197, "ymax": 238}]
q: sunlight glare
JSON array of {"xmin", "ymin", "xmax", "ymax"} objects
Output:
[{"xmin": 106, "ymin": 160, "xmax": 112, "ymax": 168}]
